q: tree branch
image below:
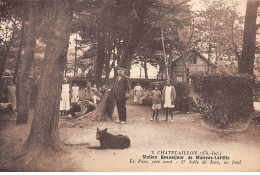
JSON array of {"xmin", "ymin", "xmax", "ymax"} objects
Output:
[{"xmin": 148, "ymin": 0, "xmax": 189, "ymax": 25}]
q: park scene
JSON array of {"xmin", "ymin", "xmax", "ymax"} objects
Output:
[{"xmin": 0, "ymin": 0, "xmax": 260, "ymax": 172}]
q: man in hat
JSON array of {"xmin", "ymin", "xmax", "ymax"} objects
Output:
[{"xmin": 110, "ymin": 67, "xmax": 131, "ymax": 124}]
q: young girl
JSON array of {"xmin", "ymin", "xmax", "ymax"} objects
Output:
[
  {"xmin": 150, "ymin": 84, "xmax": 161, "ymax": 121},
  {"xmin": 162, "ymin": 79, "xmax": 176, "ymax": 123}
]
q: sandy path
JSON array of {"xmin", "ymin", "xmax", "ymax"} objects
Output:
[{"xmin": 0, "ymin": 104, "xmax": 260, "ymax": 171}]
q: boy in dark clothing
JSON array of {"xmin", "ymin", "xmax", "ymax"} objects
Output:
[
  {"xmin": 66, "ymin": 100, "xmax": 97, "ymax": 118},
  {"xmin": 66, "ymin": 100, "xmax": 82, "ymax": 118}
]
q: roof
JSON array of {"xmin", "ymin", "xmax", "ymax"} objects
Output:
[{"xmin": 171, "ymin": 49, "xmax": 216, "ymax": 67}]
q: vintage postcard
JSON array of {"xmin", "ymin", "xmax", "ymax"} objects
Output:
[{"xmin": 0, "ymin": 0, "xmax": 259, "ymax": 172}]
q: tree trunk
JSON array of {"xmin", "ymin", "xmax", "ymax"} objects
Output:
[
  {"xmin": 143, "ymin": 57, "xmax": 148, "ymax": 79},
  {"xmin": 69, "ymin": 0, "xmax": 148, "ymax": 124},
  {"xmin": 95, "ymin": 30, "xmax": 105, "ymax": 88},
  {"xmin": 16, "ymin": 3, "xmax": 37, "ymax": 125},
  {"xmin": 161, "ymin": 27, "xmax": 169, "ymax": 79},
  {"xmin": 238, "ymin": 0, "xmax": 259, "ymax": 75},
  {"xmin": 13, "ymin": 0, "xmax": 72, "ymax": 170},
  {"xmin": 13, "ymin": 14, "xmax": 26, "ymax": 85},
  {"xmin": 0, "ymin": 56, "xmax": 7, "ymax": 87},
  {"xmin": 74, "ymin": 32, "xmax": 78, "ymax": 78},
  {"xmin": 94, "ymin": 13, "xmax": 106, "ymax": 88},
  {"xmin": 207, "ymin": 43, "xmax": 212, "ymax": 73},
  {"xmin": 118, "ymin": 0, "xmax": 148, "ymax": 76}
]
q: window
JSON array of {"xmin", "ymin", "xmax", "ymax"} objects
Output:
[
  {"xmin": 177, "ymin": 75, "xmax": 183, "ymax": 82},
  {"xmin": 188, "ymin": 52, "xmax": 197, "ymax": 64}
]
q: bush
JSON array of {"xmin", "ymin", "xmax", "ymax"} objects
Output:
[
  {"xmin": 254, "ymin": 81, "xmax": 260, "ymax": 102},
  {"xmin": 190, "ymin": 73, "xmax": 255, "ymax": 128}
]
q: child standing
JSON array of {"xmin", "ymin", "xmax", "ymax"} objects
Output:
[
  {"xmin": 150, "ymin": 84, "xmax": 161, "ymax": 121},
  {"xmin": 162, "ymin": 79, "xmax": 176, "ymax": 122}
]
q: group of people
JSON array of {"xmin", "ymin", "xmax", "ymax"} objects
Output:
[
  {"xmin": 59, "ymin": 80, "xmax": 107, "ymax": 119},
  {"xmin": 133, "ymin": 84, "xmax": 152, "ymax": 105},
  {"xmin": 150, "ymin": 80, "xmax": 176, "ymax": 122},
  {"xmin": 110, "ymin": 67, "xmax": 177, "ymax": 124},
  {"xmin": 133, "ymin": 81, "xmax": 177, "ymax": 122}
]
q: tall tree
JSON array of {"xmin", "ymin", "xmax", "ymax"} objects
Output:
[
  {"xmin": 238, "ymin": 0, "xmax": 260, "ymax": 75},
  {"xmin": 14, "ymin": 0, "xmax": 73, "ymax": 169},
  {"xmin": 16, "ymin": 2, "xmax": 37, "ymax": 124},
  {"xmin": 0, "ymin": 2, "xmax": 20, "ymax": 92}
]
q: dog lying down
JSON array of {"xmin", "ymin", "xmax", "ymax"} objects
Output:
[{"xmin": 88, "ymin": 128, "xmax": 130, "ymax": 149}]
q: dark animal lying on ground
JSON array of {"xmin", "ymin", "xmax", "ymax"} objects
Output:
[{"xmin": 88, "ymin": 128, "xmax": 130, "ymax": 149}]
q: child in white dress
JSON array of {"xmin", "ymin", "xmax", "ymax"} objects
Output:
[
  {"xmin": 162, "ymin": 80, "xmax": 176, "ymax": 122},
  {"xmin": 71, "ymin": 83, "xmax": 79, "ymax": 103}
]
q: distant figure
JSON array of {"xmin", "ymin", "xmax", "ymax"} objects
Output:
[
  {"xmin": 85, "ymin": 82, "xmax": 94, "ymax": 102},
  {"xmin": 60, "ymin": 80, "xmax": 70, "ymax": 116},
  {"xmin": 150, "ymin": 84, "xmax": 161, "ymax": 121},
  {"xmin": 71, "ymin": 83, "xmax": 79, "ymax": 104},
  {"xmin": 0, "ymin": 80, "xmax": 8, "ymax": 103},
  {"xmin": 162, "ymin": 80, "xmax": 176, "ymax": 122},
  {"xmin": 110, "ymin": 67, "xmax": 131, "ymax": 124},
  {"xmin": 100, "ymin": 85, "xmax": 106, "ymax": 96},
  {"xmin": 7, "ymin": 81, "xmax": 17, "ymax": 111},
  {"xmin": 133, "ymin": 83, "xmax": 143, "ymax": 104},
  {"xmin": 0, "ymin": 102, "xmax": 16, "ymax": 115},
  {"xmin": 140, "ymin": 87, "xmax": 150, "ymax": 104},
  {"xmin": 92, "ymin": 84, "xmax": 98, "ymax": 104}
]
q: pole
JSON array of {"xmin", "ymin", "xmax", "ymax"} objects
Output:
[{"xmin": 74, "ymin": 33, "xmax": 78, "ymax": 78}]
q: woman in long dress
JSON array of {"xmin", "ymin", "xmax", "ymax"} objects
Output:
[
  {"xmin": 7, "ymin": 81, "xmax": 17, "ymax": 111},
  {"xmin": 71, "ymin": 83, "xmax": 79, "ymax": 104},
  {"xmin": 134, "ymin": 83, "xmax": 143, "ymax": 104},
  {"xmin": 60, "ymin": 80, "xmax": 70, "ymax": 115}
]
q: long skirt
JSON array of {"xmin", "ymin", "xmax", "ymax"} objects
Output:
[
  {"xmin": 71, "ymin": 95, "xmax": 79, "ymax": 103},
  {"xmin": 60, "ymin": 93, "xmax": 70, "ymax": 110},
  {"xmin": 136, "ymin": 91, "xmax": 142, "ymax": 104},
  {"xmin": 164, "ymin": 99, "xmax": 174, "ymax": 108}
]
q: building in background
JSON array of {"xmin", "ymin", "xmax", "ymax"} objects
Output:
[{"xmin": 171, "ymin": 49, "xmax": 216, "ymax": 83}]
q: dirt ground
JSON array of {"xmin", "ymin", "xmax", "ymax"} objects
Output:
[{"xmin": 0, "ymin": 100, "xmax": 260, "ymax": 172}]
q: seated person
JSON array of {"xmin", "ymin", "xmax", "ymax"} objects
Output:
[
  {"xmin": 82, "ymin": 100, "xmax": 97, "ymax": 115},
  {"xmin": 66, "ymin": 100, "xmax": 82, "ymax": 118},
  {"xmin": 66, "ymin": 100, "xmax": 97, "ymax": 118},
  {"xmin": 85, "ymin": 82, "xmax": 94, "ymax": 103},
  {"xmin": 0, "ymin": 102, "xmax": 16, "ymax": 115},
  {"xmin": 140, "ymin": 88, "xmax": 151, "ymax": 104}
]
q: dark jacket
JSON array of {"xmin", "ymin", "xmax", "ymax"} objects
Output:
[{"xmin": 111, "ymin": 75, "xmax": 131, "ymax": 100}]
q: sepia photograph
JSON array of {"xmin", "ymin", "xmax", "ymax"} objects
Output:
[{"xmin": 0, "ymin": 0, "xmax": 259, "ymax": 172}]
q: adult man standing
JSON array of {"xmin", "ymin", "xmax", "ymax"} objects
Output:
[{"xmin": 110, "ymin": 67, "xmax": 131, "ymax": 124}]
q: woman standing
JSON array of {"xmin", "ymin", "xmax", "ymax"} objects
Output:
[
  {"xmin": 7, "ymin": 81, "xmax": 17, "ymax": 111},
  {"xmin": 85, "ymin": 82, "xmax": 94, "ymax": 102},
  {"xmin": 134, "ymin": 83, "xmax": 143, "ymax": 104},
  {"xmin": 60, "ymin": 80, "xmax": 70, "ymax": 115}
]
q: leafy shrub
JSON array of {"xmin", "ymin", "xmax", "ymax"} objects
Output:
[
  {"xmin": 254, "ymin": 81, "xmax": 260, "ymax": 102},
  {"xmin": 190, "ymin": 73, "xmax": 255, "ymax": 128}
]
